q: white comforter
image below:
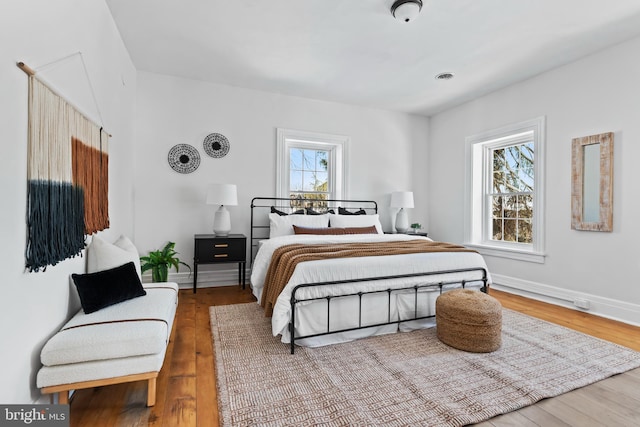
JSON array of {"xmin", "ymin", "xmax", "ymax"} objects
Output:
[{"xmin": 251, "ymin": 234, "xmax": 491, "ymax": 345}]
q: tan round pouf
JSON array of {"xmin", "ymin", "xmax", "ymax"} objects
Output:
[{"xmin": 436, "ymin": 289, "xmax": 502, "ymax": 353}]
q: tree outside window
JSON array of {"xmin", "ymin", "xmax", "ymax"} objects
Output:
[
  {"xmin": 490, "ymin": 142, "xmax": 534, "ymax": 244},
  {"xmin": 289, "ymin": 148, "xmax": 329, "ymax": 209}
]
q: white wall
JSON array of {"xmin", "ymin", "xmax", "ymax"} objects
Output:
[
  {"xmin": 134, "ymin": 71, "xmax": 430, "ymax": 283},
  {"xmin": 428, "ymin": 35, "xmax": 640, "ymax": 324},
  {"xmin": 0, "ymin": 0, "xmax": 136, "ymax": 403}
]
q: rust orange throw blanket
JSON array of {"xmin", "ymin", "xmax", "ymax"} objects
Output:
[{"xmin": 260, "ymin": 240, "xmax": 476, "ymax": 316}]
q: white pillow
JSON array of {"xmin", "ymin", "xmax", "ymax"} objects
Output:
[
  {"xmin": 269, "ymin": 213, "xmax": 330, "ymax": 238},
  {"xmin": 328, "ymin": 213, "xmax": 383, "ymax": 234},
  {"xmin": 87, "ymin": 235, "xmax": 142, "ymax": 280}
]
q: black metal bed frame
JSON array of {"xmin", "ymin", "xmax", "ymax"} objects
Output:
[
  {"xmin": 249, "ymin": 197, "xmax": 488, "ymax": 354},
  {"xmin": 289, "ymin": 269, "xmax": 488, "ymax": 354}
]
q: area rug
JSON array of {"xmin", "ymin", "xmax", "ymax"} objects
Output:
[{"xmin": 210, "ymin": 303, "xmax": 640, "ymax": 426}]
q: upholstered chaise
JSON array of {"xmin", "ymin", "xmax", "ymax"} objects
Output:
[
  {"xmin": 37, "ymin": 281, "xmax": 178, "ymax": 406},
  {"xmin": 36, "ymin": 236, "xmax": 179, "ymax": 406}
]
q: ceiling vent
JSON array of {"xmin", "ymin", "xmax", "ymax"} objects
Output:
[{"xmin": 435, "ymin": 72, "xmax": 455, "ymax": 80}]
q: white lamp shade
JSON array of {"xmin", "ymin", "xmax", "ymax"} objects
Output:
[
  {"xmin": 390, "ymin": 191, "xmax": 414, "ymax": 208},
  {"xmin": 206, "ymin": 184, "xmax": 237, "ymax": 206}
]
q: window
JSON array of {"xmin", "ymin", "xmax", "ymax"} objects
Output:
[
  {"xmin": 490, "ymin": 141, "xmax": 534, "ymax": 244},
  {"xmin": 465, "ymin": 117, "xmax": 545, "ymax": 263},
  {"xmin": 276, "ymin": 128, "xmax": 349, "ymax": 207},
  {"xmin": 289, "ymin": 147, "xmax": 329, "ymax": 200}
]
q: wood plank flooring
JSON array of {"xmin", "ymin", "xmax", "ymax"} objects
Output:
[
  {"xmin": 476, "ymin": 290, "xmax": 640, "ymax": 427},
  {"xmin": 68, "ymin": 286, "xmax": 640, "ymax": 426}
]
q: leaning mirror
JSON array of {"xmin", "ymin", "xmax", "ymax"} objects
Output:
[{"xmin": 571, "ymin": 132, "xmax": 613, "ymax": 231}]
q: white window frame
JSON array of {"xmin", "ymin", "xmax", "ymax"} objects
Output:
[
  {"xmin": 276, "ymin": 128, "xmax": 349, "ymax": 200},
  {"xmin": 464, "ymin": 117, "xmax": 546, "ymax": 263}
]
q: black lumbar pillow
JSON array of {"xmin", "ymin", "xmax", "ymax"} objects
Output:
[
  {"xmin": 338, "ymin": 207, "xmax": 367, "ymax": 215},
  {"xmin": 271, "ymin": 206, "xmax": 304, "ymax": 216},
  {"xmin": 305, "ymin": 208, "xmax": 335, "ymax": 215},
  {"xmin": 72, "ymin": 262, "xmax": 147, "ymax": 314}
]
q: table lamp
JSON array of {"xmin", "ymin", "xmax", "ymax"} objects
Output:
[
  {"xmin": 390, "ymin": 191, "xmax": 414, "ymax": 233},
  {"xmin": 206, "ymin": 184, "xmax": 238, "ymax": 236}
]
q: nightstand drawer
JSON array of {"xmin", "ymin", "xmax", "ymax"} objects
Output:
[{"xmin": 195, "ymin": 238, "xmax": 245, "ymax": 262}]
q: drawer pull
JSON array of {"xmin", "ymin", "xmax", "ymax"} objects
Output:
[
  {"xmin": 214, "ymin": 244, "xmax": 229, "ymax": 248},
  {"xmin": 214, "ymin": 254, "xmax": 228, "ymax": 258}
]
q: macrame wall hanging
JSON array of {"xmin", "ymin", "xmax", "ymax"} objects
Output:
[{"xmin": 18, "ymin": 59, "xmax": 110, "ymax": 272}]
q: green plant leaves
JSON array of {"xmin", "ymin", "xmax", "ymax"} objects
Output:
[{"xmin": 139, "ymin": 241, "xmax": 191, "ymax": 282}]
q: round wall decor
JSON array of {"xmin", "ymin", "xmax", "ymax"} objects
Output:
[
  {"xmin": 203, "ymin": 133, "xmax": 230, "ymax": 158},
  {"xmin": 167, "ymin": 144, "xmax": 200, "ymax": 174}
]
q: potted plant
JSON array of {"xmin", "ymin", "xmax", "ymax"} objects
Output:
[
  {"xmin": 140, "ymin": 241, "xmax": 191, "ymax": 282},
  {"xmin": 410, "ymin": 223, "xmax": 422, "ymax": 234}
]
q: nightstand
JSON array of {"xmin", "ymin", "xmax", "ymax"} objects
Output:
[{"xmin": 193, "ymin": 234, "xmax": 246, "ymax": 293}]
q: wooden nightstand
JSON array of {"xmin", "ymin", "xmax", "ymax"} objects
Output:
[{"xmin": 193, "ymin": 234, "xmax": 246, "ymax": 293}]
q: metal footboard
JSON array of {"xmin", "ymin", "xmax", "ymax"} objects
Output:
[{"xmin": 289, "ymin": 267, "xmax": 488, "ymax": 354}]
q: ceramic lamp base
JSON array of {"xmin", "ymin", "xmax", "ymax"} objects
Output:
[
  {"xmin": 395, "ymin": 208, "xmax": 409, "ymax": 233},
  {"xmin": 213, "ymin": 206, "xmax": 231, "ymax": 236}
]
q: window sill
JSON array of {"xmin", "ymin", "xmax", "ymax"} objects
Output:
[{"xmin": 464, "ymin": 243, "xmax": 546, "ymax": 264}]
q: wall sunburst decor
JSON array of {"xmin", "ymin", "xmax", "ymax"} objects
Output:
[
  {"xmin": 203, "ymin": 133, "xmax": 230, "ymax": 158},
  {"xmin": 168, "ymin": 144, "xmax": 200, "ymax": 174}
]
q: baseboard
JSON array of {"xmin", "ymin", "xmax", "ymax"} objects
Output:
[
  {"xmin": 491, "ymin": 273, "xmax": 640, "ymax": 327},
  {"xmin": 143, "ymin": 267, "xmax": 250, "ymax": 290}
]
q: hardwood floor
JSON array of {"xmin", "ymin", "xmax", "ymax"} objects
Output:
[
  {"xmin": 477, "ymin": 290, "xmax": 640, "ymax": 427},
  {"xmin": 68, "ymin": 286, "xmax": 640, "ymax": 426}
]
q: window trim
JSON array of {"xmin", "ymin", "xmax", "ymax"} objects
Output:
[
  {"xmin": 464, "ymin": 117, "xmax": 546, "ymax": 263},
  {"xmin": 276, "ymin": 128, "xmax": 349, "ymax": 200}
]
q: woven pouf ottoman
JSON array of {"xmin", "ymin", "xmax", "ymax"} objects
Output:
[{"xmin": 436, "ymin": 289, "xmax": 502, "ymax": 353}]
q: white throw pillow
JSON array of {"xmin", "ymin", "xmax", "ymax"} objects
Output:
[
  {"xmin": 269, "ymin": 213, "xmax": 330, "ymax": 238},
  {"xmin": 113, "ymin": 235, "xmax": 142, "ymax": 279},
  {"xmin": 87, "ymin": 235, "xmax": 142, "ymax": 280},
  {"xmin": 328, "ymin": 213, "xmax": 383, "ymax": 234}
]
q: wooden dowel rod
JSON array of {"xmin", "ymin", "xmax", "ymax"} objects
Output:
[
  {"xmin": 17, "ymin": 61, "xmax": 36, "ymax": 76},
  {"xmin": 16, "ymin": 60, "xmax": 113, "ymax": 138}
]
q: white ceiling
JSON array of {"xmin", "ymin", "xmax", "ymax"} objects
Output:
[{"xmin": 105, "ymin": 0, "xmax": 640, "ymax": 116}]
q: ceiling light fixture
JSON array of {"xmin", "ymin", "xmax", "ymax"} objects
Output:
[{"xmin": 391, "ymin": 0, "xmax": 423, "ymax": 23}]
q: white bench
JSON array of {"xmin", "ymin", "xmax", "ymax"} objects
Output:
[{"xmin": 36, "ymin": 282, "xmax": 178, "ymax": 406}]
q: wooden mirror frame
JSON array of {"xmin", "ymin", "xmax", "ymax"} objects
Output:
[{"xmin": 571, "ymin": 132, "xmax": 613, "ymax": 231}]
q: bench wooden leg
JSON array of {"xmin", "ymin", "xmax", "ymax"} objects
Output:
[
  {"xmin": 42, "ymin": 372, "xmax": 159, "ymax": 407},
  {"xmin": 147, "ymin": 377, "xmax": 156, "ymax": 407}
]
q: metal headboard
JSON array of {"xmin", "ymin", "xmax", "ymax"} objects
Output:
[{"xmin": 250, "ymin": 197, "xmax": 378, "ymax": 266}]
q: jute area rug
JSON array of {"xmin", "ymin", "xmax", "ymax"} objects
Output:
[{"xmin": 210, "ymin": 303, "xmax": 640, "ymax": 427}]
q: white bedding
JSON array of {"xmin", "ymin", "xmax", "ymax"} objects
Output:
[{"xmin": 251, "ymin": 234, "xmax": 491, "ymax": 346}]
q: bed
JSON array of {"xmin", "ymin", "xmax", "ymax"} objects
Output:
[{"xmin": 250, "ymin": 197, "xmax": 490, "ymax": 353}]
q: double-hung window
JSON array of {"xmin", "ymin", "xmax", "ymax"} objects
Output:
[
  {"xmin": 276, "ymin": 128, "xmax": 349, "ymax": 208},
  {"xmin": 465, "ymin": 117, "xmax": 545, "ymax": 263},
  {"xmin": 489, "ymin": 139, "xmax": 534, "ymax": 244}
]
